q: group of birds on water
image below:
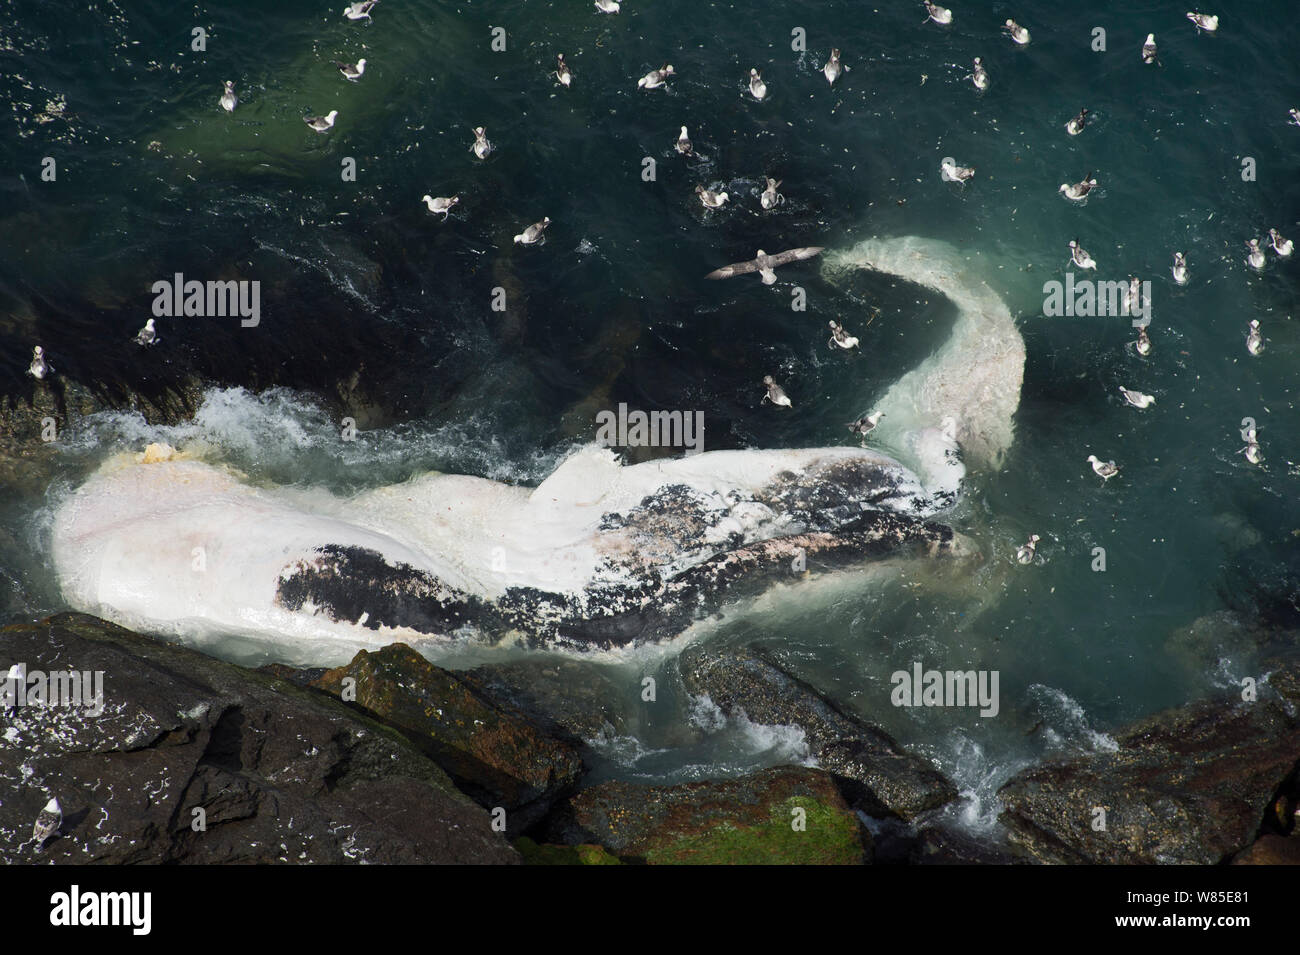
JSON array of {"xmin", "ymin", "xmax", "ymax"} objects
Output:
[{"xmin": 19, "ymin": 3, "xmax": 1296, "ymax": 575}]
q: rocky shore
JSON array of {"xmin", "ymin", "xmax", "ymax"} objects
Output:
[{"xmin": 1, "ymin": 613, "xmax": 1295, "ymax": 864}]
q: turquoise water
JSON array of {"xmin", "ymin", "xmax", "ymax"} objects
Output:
[{"xmin": 2, "ymin": 0, "xmax": 1297, "ymax": 830}]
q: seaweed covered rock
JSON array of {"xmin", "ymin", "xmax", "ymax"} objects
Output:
[
  {"xmin": 681, "ymin": 644, "xmax": 956, "ymax": 819},
  {"xmin": 544, "ymin": 766, "xmax": 870, "ymax": 865},
  {"xmin": 311, "ymin": 644, "xmax": 583, "ymax": 832},
  {"xmin": 0, "ymin": 614, "xmax": 517, "ymax": 864}
]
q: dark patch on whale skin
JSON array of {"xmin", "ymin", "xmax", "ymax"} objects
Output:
[
  {"xmin": 756, "ymin": 458, "xmax": 927, "ymax": 528},
  {"xmin": 499, "ymin": 511, "xmax": 959, "ymax": 652},
  {"xmin": 276, "ymin": 544, "xmax": 492, "ymax": 634}
]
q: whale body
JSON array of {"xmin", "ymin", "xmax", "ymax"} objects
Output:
[{"xmin": 50, "ymin": 236, "xmax": 1024, "ymax": 657}]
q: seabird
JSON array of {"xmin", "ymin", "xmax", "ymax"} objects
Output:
[
  {"xmin": 1246, "ymin": 319, "xmax": 1263, "ymax": 355},
  {"xmin": 1124, "ymin": 276, "xmax": 1144, "ymax": 315},
  {"xmin": 1118, "ymin": 386, "xmax": 1154, "ymax": 408},
  {"xmin": 1135, "ymin": 326, "xmax": 1152, "ymax": 356},
  {"xmin": 1290, "ymin": 108, "xmax": 1300, "ymax": 127},
  {"xmin": 1268, "ymin": 229, "xmax": 1293, "ymax": 256},
  {"xmin": 1086, "ymin": 455, "xmax": 1120, "ymax": 482},
  {"xmin": 220, "ymin": 80, "xmax": 238, "ymax": 112},
  {"xmin": 31, "ymin": 798, "xmax": 60, "ymax": 849},
  {"xmin": 422, "ymin": 194, "xmax": 459, "ymax": 220},
  {"xmin": 824, "ymin": 49, "xmax": 843, "ymax": 85},
  {"xmin": 828, "ymin": 320, "xmax": 859, "ymax": 350},
  {"xmin": 1246, "ymin": 238, "xmax": 1266, "ymax": 271},
  {"xmin": 762, "ymin": 375, "xmax": 792, "ymax": 408},
  {"xmin": 705, "ymin": 247, "xmax": 824, "ymax": 284},
  {"xmin": 971, "ymin": 57, "xmax": 990, "ymax": 91},
  {"xmin": 676, "ymin": 126, "xmax": 692, "ymax": 155},
  {"xmin": 1065, "ymin": 108, "xmax": 1090, "ymax": 136},
  {"xmin": 1016, "ymin": 535, "xmax": 1040, "ymax": 564},
  {"xmin": 923, "ymin": 2, "xmax": 952, "ymax": 26},
  {"xmin": 471, "ymin": 126, "xmax": 493, "ymax": 159},
  {"xmin": 760, "ymin": 178, "xmax": 783, "ymax": 210},
  {"xmin": 1241, "ymin": 438, "xmax": 1262, "ymax": 465},
  {"xmin": 1172, "ymin": 251, "xmax": 1189, "ymax": 285},
  {"xmin": 749, "ymin": 68, "xmax": 767, "ymax": 101},
  {"xmin": 304, "ymin": 110, "xmax": 338, "ymax": 132},
  {"xmin": 941, "ymin": 158, "xmax": 974, "ymax": 182},
  {"xmin": 848, "ymin": 411, "xmax": 884, "ymax": 442},
  {"xmin": 1004, "ymin": 19, "xmax": 1031, "ymax": 45},
  {"xmin": 1068, "ymin": 240, "xmax": 1097, "ymax": 270},
  {"xmin": 134, "ymin": 318, "xmax": 159, "ymax": 346},
  {"xmin": 638, "ymin": 65, "xmax": 674, "ymax": 90},
  {"xmin": 1142, "ymin": 34, "xmax": 1158, "ymax": 64},
  {"xmin": 594, "ymin": 0, "xmax": 620, "ymax": 12},
  {"xmin": 1059, "ymin": 173, "xmax": 1097, "ymax": 200},
  {"xmin": 335, "ymin": 58, "xmax": 366, "ymax": 81},
  {"xmin": 27, "ymin": 345, "xmax": 50, "ymax": 380},
  {"xmin": 695, "ymin": 183, "xmax": 729, "ymax": 209},
  {"xmin": 343, "ymin": 1, "xmax": 378, "ymax": 21},
  {"xmin": 1186, "ymin": 12, "xmax": 1218, "ymax": 33},
  {"xmin": 554, "ymin": 54, "xmax": 572, "ymax": 87},
  {"xmin": 513, "ymin": 217, "xmax": 551, "ymax": 245}
]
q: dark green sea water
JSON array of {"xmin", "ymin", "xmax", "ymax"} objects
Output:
[{"xmin": 1, "ymin": 0, "xmax": 1298, "ymax": 832}]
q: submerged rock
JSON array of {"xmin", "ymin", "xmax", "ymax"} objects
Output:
[
  {"xmin": 514, "ymin": 836, "xmax": 622, "ymax": 865},
  {"xmin": 998, "ymin": 660, "xmax": 1300, "ymax": 864},
  {"xmin": 311, "ymin": 644, "xmax": 584, "ymax": 833},
  {"xmin": 0, "ymin": 614, "xmax": 517, "ymax": 864},
  {"xmin": 681, "ymin": 644, "xmax": 957, "ymax": 820},
  {"xmin": 544, "ymin": 766, "xmax": 870, "ymax": 864},
  {"xmin": 465, "ymin": 658, "xmax": 632, "ymax": 742}
]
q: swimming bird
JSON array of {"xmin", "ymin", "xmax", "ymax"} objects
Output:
[
  {"xmin": 1016, "ymin": 534, "xmax": 1040, "ymax": 564},
  {"xmin": 1065, "ymin": 108, "xmax": 1089, "ymax": 136},
  {"xmin": 134, "ymin": 318, "xmax": 159, "ymax": 346},
  {"xmin": 1186, "ymin": 12, "xmax": 1218, "ymax": 33},
  {"xmin": 1141, "ymin": 34, "xmax": 1158, "ymax": 64},
  {"xmin": 828, "ymin": 320, "xmax": 859, "ymax": 350},
  {"xmin": 554, "ymin": 54, "xmax": 572, "ymax": 87},
  {"xmin": 1086, "ymin": 455, "xmax": 1119, "ymax": 482},
  {"xmin": 1291, "ymin": 108, "xmax": 1300, "ymax": 127},
  {"xmin": 762, "ymin": 375, "xmax": 791, "ymax": 408},
  {"xmin": 513, "ymin": 217, "xmax": 551, "ymax": 245},
  {"xmin": 470, "ymin": 126, "xmax": 493, "ymax": 159},
  {"xmin": 941, "ymin": 158, "xmax": 974, "ymax": 183},
  {"xmin": 335, "ymin": 58, "xmax": 366, "ymax": 81},
  {"xmin": 638, "ymin": 65, "xmax": 674, "ymax": 90},
  {"xmin": 923, "ymin": 2, "xmax": 952, "ymax": 26},
  {"xmin": 1268, "ymin": 228, "xmax": 1293, "ymax": 256},
  {"xmin": 343, "ymin": 1, "xmax": 378, "ymax": 21},
  {"xmin": 220, "ymin": 80, "xmax": 238, "ymax": 112},
  {"xmin": 760, "ymin": 178, "xmax": 783, "ymax": 210},
  {"xmin": 594, "ymin": 0, "xmax": 620, "ymax": 12},
  {"xmin": 1241, "ymin": 438, "xmax": 1262, "ymax": 465},
  {"xmin": 1134, "ymin": 326, "xmax": 1152, "ymax": 356},
  {"xmin": 705, "ymin": 247, "xmax": 825, "ymax": 284},
  {"xmin": 422, "ymin": 194, "xmax": 459, "ymax": 220},
  {"xmin": 1246, "ymin": 319, "xmax": 1263, "ymax": 355},
  {"xmin": 1246, "ymin": 238, "xmax": 1266, "ymax": 270},
  {"xmin": 1124, "ymin": 276, "xmax": 1144, "ymax": 315},
  {"xmin": 749, "ymin": 68, "xmax": 767, "ymax": 100},
  {"xmin": 304, "ymin": 110, "xmax": 338, "ymax": 132},
  {"xmin": 971, "ymin": 57, "xmax": 990, "ymax": 90},
  {"xmin": 695, "ymin": 184, "xmax": 729, "ymax": 209},
  {"xmin": 31, "ymin": 798, "xmax": 60, "ymax": 849},
  {"xmin": 1172, "ymin": 251, "xmax": 1189, "ymax": 285},
  {"xmin": 1059, "ymin": 173, "xmax": 1097, "ymax": 201},
  {"xmin": 676, "ymin": 126, "xmax": 692, "ymax": 155},
  {"xmin": 27, "ymin": 345, "xmax": 50, "ymax": 379},
  {"xmin": 1004, "ymin": 19, "xmax": 1030, "ymax": 45},
  {"xmin": 824, "ymin": 49, "xmax": 843, "ymax": 85},
  {"xmin": 1118, "ymin": 386, "xmax": 1154, "ymax": 409},
  {"xmin": 1068, "ymin": 240, "xmax": 1097, "ymax": 270},
  {"xmin": 848, "ymin": 411, "xmax": 884, "ymax": 442}
]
